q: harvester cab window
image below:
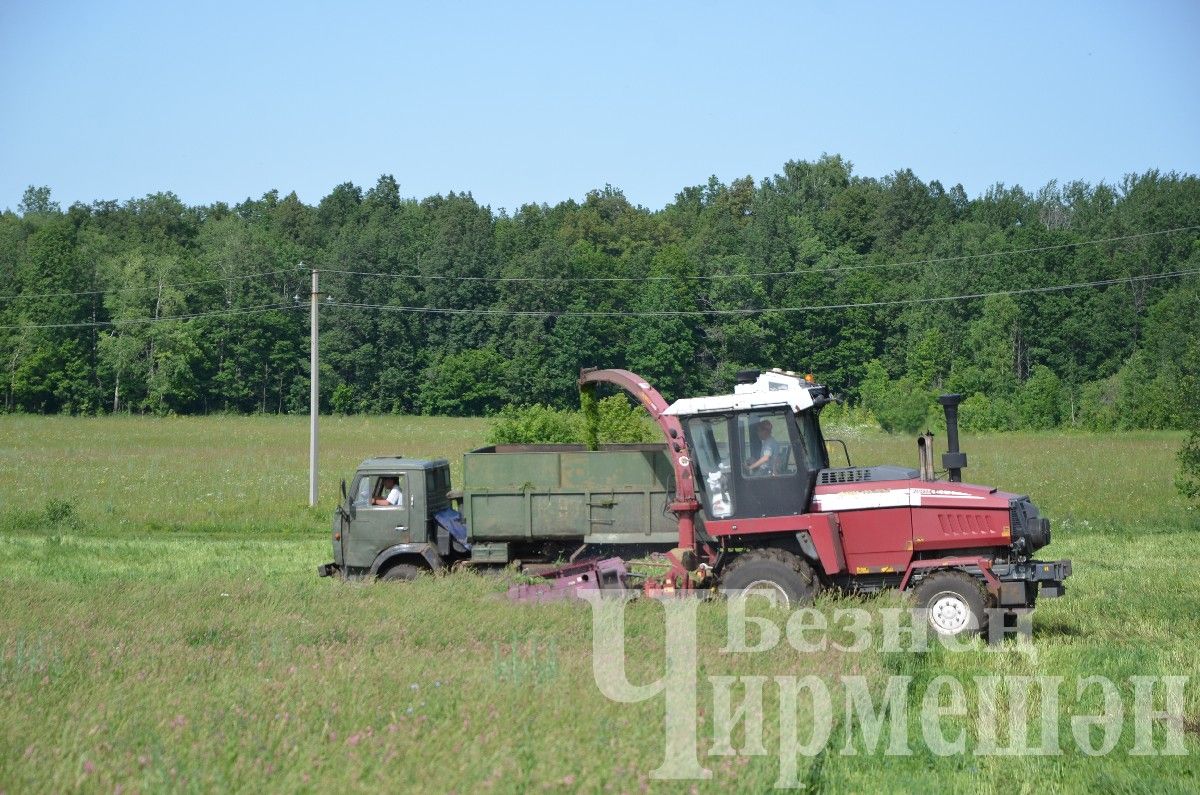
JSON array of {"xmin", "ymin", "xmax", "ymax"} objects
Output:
[
  {"xmin": 740, "ymin": 411, "xmax": 795, "ymax": 477},
  {"xmin": 686, "ymin": 415, "xmax": 734, "ymax": 518},
  {"xmin": 793, "ymin": 411, "xmax": 829, "ymax": 471}
]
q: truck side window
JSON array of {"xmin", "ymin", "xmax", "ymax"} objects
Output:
[{"xmin": 371, "ymin": 474, "xmax": 406, "ymax": 508}]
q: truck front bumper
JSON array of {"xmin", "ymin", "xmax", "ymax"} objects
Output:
[{"xmin": 317, "ymin": 562, "xmax": 340, "ymax": 578}]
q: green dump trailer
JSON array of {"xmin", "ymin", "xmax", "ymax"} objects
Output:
[{"xmin": 320, "ymin": 443, "xmax": 679, "ymax": 580}]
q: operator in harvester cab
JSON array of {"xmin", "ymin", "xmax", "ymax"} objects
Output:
[
  {"xmin": 371, "ymin": 476, "xmax": 404, "ymax": 507},
  {"xmin": 746, "ymin": 419, "xmax": 777, "ymax": 475}
]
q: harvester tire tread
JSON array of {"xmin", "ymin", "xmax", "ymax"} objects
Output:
[{"xmin": 720, "ymin": 548, "xmax": 817, "ymax": 608}]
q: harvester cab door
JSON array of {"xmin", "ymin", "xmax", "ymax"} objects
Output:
[
  {"xmin": 686, "ymin": 415, "xmax": 736, "ymax": 518},
  {"xmin": 685, "ymin": 408, "xmax": 820, "ymax": 520},
  {"xmin": 732, "ymin": 409, "xmax": 817, "ymax": 518}
]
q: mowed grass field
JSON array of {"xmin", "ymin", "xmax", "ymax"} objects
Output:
[{"xmin": 1, "ymin": 415, "xmax": 1198, "ymax": 793}]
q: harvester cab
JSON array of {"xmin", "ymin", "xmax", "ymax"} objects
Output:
[{"xmin": 664, "ymin": 369, "xmax": 833, "ymax": 521}]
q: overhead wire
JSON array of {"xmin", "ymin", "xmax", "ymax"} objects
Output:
[
  {"xmin": 8, "ymin": 266, "xmax": 1188, "ymax": 329},
  {"xmin": 0, "ymin": 266, "xmax": 307, "ymax": 302},
  {"xmin": 0, "ymin": 226, "xmax": 1195, "ymax": 324},
  {"xmin": 318, "ymin": 225, "xmax": 1200, "ymax": 283},
  {"xmin": 323, "ymin": 267, "xmax": 1200, "ymax": 318},
  {"xmin": 0, "ymin": 301, "xmax": 303, "ymax": 331}
]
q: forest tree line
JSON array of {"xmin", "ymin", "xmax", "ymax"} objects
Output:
[{"xmin": 1, "ymin": 155, "xmax": 1197, "ymax": 432}]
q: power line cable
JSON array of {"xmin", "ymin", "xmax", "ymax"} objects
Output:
[
  {"xmin": 323, "ymin": 267, "xmax": 1200, "ymax": 318},
  {"xmin": 0, "ymin": 301, "xmax": 302, "ymax": 331},
  {"xmin": 2, "ymin": 228, "xmax": 1195, "ymax": 324},
  {"xmin": 8, "ymin": 268, "xmax": 1187, "ymax": 328},
  {"xmin": 320, "ymin": 225, "xmax": 1200, "ymax": 283},
  {"xmin": 0, "ymin": 226, "xmax": 1192, "ymax": 303},
  {"xmin": 0, "ymin": 267, "xmax": 307, "ymax": 302}
]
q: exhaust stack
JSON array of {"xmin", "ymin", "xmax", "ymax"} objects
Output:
[
  {"xmin": 937, "ymin": 394, "xmax": 967, "ymax": 482},
  {"xmin": 917, "ymin": 432, "xmax": 935, "ymax": 481}
]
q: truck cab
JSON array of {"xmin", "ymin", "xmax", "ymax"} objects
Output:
[{"xmin": 321, "ymin": 456, "xmax": 453, "ymax": 579}]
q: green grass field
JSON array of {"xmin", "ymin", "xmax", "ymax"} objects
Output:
[{"xmin": 1, "ymin": 416, "xmax": 1197, "ymax": 793}]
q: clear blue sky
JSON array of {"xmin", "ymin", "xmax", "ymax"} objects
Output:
[{"xmin": 2, "ymin": 1, "xmax": 1197, "ymax": 213}]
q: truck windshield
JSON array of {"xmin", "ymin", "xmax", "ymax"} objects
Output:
[{"xmin": 353, "ymin": 477, "xmax": 371, "ymax": 507}]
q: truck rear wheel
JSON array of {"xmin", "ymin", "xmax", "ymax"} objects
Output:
[
  {"xmin": 379, "ymin": 562, "xmax": 423, "ymax": 582},
  {"xmin": 720, "ymin": 549, "xmax": 816, "ymax": 608},
  {"xmin": 912, "ymin": 571, "xmax": 990, "ymax": 636}
]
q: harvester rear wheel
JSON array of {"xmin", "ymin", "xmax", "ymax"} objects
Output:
[
  {"xmin": 912, "ymin": 570, "xmax": 990, "ymax": 636},
  {"xmin": 720, "ymin": 549, "xmax": 817, "ymax": 608}
]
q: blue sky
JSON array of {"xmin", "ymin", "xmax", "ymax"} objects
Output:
[{"xmin": 2, "ymin": 1, "xmax": 1197, "ymax": 213}]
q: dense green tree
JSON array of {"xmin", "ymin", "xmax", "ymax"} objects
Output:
[
  {"xmin": 906, "ymin": 328, "xmax": 951, "ymax": 389},
  {"xmin": 1016, "ymin": 365, "xmax": 1064, "ymax": 429},
  {"xmin": 625, "ymin": 245, "xmax": 701, "ymax": 400},
  {"xmin": 948, "ymin": 295, "xmax": 1022, "ymax": 396},
  {"xmin": 0, "ymin": 162, "xmax": 1196, "ymax": 431},
  {"xmin": 7, "ymin": 215, "xmax": 99, "ymax": 412},
  {"xmin": 418, "ymin": 346, "xmax": 512, "ymax": 416}
]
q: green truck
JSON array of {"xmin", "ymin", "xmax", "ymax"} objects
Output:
[{"xmin": 318, "ymin": 443, "xmax": 678, "ymax": 580}]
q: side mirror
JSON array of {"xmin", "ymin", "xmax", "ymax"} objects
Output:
[{"xmin": 340, "ymin": 479, "xmax": 348, "ymax": 501}]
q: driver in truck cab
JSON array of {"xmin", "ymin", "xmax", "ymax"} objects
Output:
[{"xmin": 371, "ymin": 476, "xmax": 404, "ymax": 507}]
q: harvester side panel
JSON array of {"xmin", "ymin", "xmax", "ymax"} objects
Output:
[
  {"xmin": 837, "ymin": 506, "xmax": 914, "ymax": 574},
  {"xmin": 911, "ymin": 508, "xmax": 1012, "ymax": 552},
  {"xmin": 704, "ymin": 513, "xmax": 847, "ymax": 576}
]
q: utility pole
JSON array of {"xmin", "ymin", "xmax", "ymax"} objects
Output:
[{"xmin": 309, "ymin": 265, "xmax": 320, "ymax": 507}]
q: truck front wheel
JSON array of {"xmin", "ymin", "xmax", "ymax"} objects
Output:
[
  {"xmin": 379, "ymin": 562, "xmax": 423, "ymax": 582},
  {"xmin": 912, "ymin": 571, "xmax": 990, "ymax": 636},
  {"xmin": 720, "ymin": 549, "xmax": 817, "ymax": 608}
]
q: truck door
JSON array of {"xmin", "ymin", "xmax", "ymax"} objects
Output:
[{"xmin": 344, "ymin": 472, "xmax": 412, "ymax": 569}]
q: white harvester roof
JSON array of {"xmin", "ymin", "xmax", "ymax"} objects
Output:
[{"xmin": 663, "ymin": 369, "xmax": 817, "ymax": 416}]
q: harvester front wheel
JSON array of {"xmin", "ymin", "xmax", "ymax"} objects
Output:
[
  {"xmin": 720, "ymin": 549, "xmax": 817, "ymax": 608},
  {"xmin": 912, "ymin": 571, "xmax": 990, "ymax": 636}
]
